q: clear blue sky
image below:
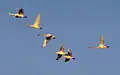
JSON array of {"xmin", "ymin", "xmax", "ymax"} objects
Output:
[{"xmin": 0, "ymin": 0, "xmax": 120, "ymax": 75}]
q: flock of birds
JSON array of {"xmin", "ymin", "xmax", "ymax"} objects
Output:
[{"xmin": 8, "ymin": 8, "xmax": 109, "ymax": 63}]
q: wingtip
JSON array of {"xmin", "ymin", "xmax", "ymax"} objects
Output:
[
  {"xmin": 88, "ymin": 46, "xmax": 92, "ymax": 48},
  {"xmin": 42, "ymin": 44, "xmax": 47, "ymax": 48},
  {"xmin": 101, "ymin": 35, "xmax": 104, "ymax": 37},
  {"xmin": 41, "ymin": 46, "xmax": 46, "ymax": 48},
  {"xmin": 8, "ymin": 13, "xmax": 12, "ymax": 16},
  {"xmin": 56, "ymin": 52, "xmax": 58, "ymax": 54},
  {"xmin": 101, "ymin": 35, "xmax": 104, "ymax": 40},
  {"xmin": 88, "ymin": 46, "xmax": 97, "ymax": 48},
  {"xmin": 8, "ymin": 13, "xmax": 10, "ymax": 15},
  {"xmin": 61, "ymin": 44, "xmax": 64, "ymax": 46}
]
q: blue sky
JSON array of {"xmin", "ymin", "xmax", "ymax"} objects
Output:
[{"xmin": 0, "ymin": 0, "xmax": 120, "ymax": 75}]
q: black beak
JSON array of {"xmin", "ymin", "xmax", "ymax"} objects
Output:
[
  {"xmin": 72, "ymin": 58, "xmax": 75, "ymax": 60},
  {"xmin": 53, "ymin": 37, "xmax": 56, "ymax": 39},
  {"xmin": 24, "ymin": 16, "xmax": 27, "ymax": 18},
  {"xmin": 107, "ymin": 46, "xmax": 109, "ymax": 48},
  {"xmin": 40, "ymin": 27, "xmax": 43, "ymax": 29}
]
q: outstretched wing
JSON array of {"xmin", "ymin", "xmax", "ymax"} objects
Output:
[
  {"xmin": 17, "ymin": 8, "xmax": 24, "ymax": 15},
  {"xmin": 56, "ymin": 54, "xmax": 62, "ymax": 60},
  {"xmin": 99, "ymin": 35, "xmax": 104, "ymax": 45},
  {"xmin": 42, "ymin": 39, "xmax": 49, "ymax": 48},
  {"xmin": 59, "ymin": 44, "xmax": 64, "ymax": 51},
  {"xmin": 34, "ymin": 13, "xmax": 40, "ymax": 25},
  {"xmin": 64, "ymin": 58, "xmax": 70, "ymax": 62},
  {"xmin": 67, "ymin": 49, "xmax": 72, "ymax": 56}
]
